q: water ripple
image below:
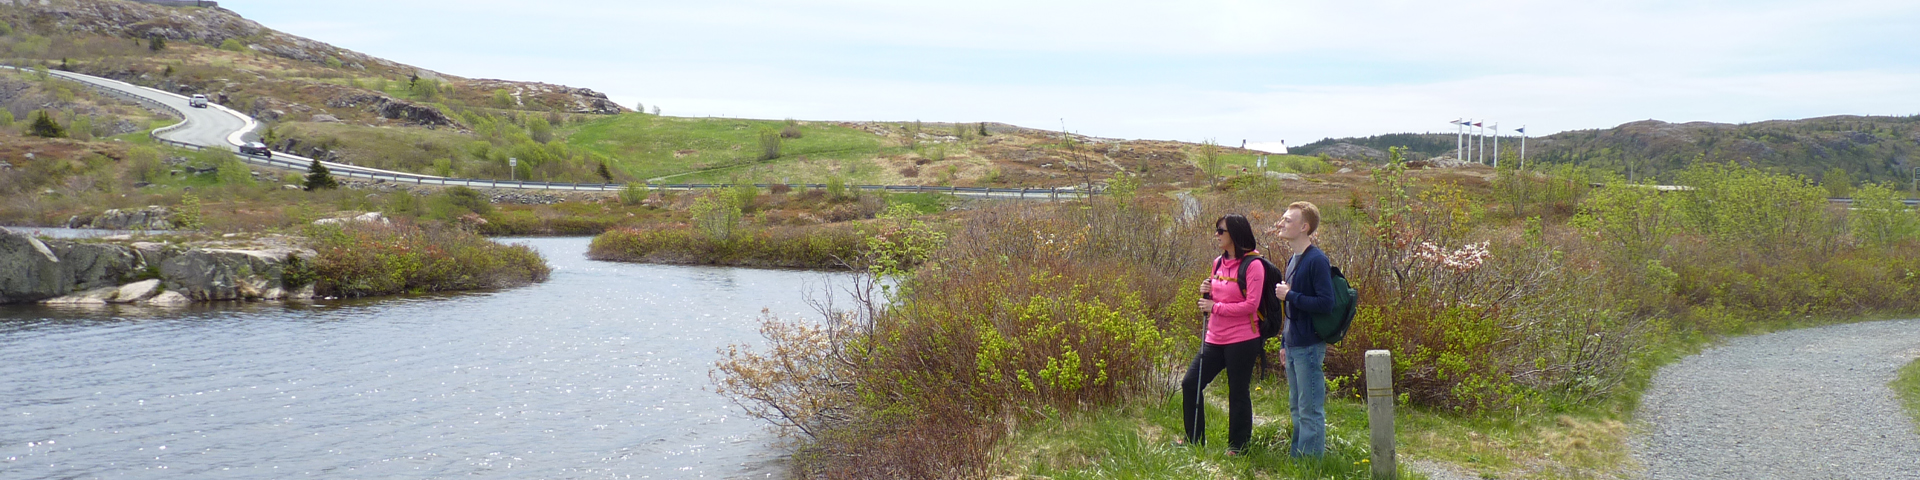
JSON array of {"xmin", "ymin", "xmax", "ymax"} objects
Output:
[{"xmin": 1, "ymin": 237, "xmax": 843, "ymax": 479}]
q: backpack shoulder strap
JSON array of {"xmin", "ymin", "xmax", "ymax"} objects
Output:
[{"xmin": 1234, "ymin": 255, "xmax": 1261, "ymax": 294}]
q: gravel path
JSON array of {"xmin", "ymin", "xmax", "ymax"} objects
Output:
[{"xmin": 1631, "ymin": 318, "xmax": 1920, "ymax": 479}]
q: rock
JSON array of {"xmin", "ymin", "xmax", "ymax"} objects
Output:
[
  {"xmin": 159, "ymin": 247, "xmax": 313, "ymax": 302},
  {"xmin": 325, "ymin": 92, "xmax": 463, "ymax": 128},
  {"xmin": 1265, "ymin": 172, "xmax": 1304, "ymax": 181},
  {"xmin": 0, "ymin": 231, "xmax": 80, "ymax": 304},
  {"xmin": 310, "ymin": 114, "xmax": 340, "ymax": 123},
  {"xmin": 3, "ymin": 229, "xmax": 314, "ymax": 305},
  {"xmin": 312, "ymin": 211, "xmax": 389, "ymax": 226},
  {"xmin": 42, "ymin": 286, "xmax": 117, "ymax": 305},
  {"xmin": 142, "ymin": 290, "xmax": 190, "ymax": 306},
  {"xmin": 114, "ymin": 279, "xmax": 163, "ymax": 303},
  {"xmin": 71, "ymin": 206, "xmax": 175, "ymax": 230}
]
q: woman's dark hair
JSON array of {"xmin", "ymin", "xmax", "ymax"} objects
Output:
[{"xmin": 1216, "ymin": 214, "xmax": 1258, "ymax": 259}]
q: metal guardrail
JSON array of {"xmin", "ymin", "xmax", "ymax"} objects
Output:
[{"xmin": 12, "ymin": 63, "xmax": 1097, "ymax": 199}]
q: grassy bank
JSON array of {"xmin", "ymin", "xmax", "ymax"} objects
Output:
[{"xmin": 1899, "ymin": 357, "xmax": 1920, "ymax": 435}]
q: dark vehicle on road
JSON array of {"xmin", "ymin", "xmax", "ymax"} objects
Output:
[{"xmin": 239, "ymin": 142, "xmax": 271, "ymax": 158}]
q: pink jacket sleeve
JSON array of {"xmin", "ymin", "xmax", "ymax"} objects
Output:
[{"xmin": 1211, "ymin": 257, "xmax": 1264, "ymax": 318}]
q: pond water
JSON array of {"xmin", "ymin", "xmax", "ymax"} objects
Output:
[{"xmin": 0, "ymin": 235, "xmax": 850, "ymax": 479}]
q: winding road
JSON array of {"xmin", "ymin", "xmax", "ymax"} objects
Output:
[{"xmin": 10, "ymin": 64, "xmax": 1090, "ymax": 199}]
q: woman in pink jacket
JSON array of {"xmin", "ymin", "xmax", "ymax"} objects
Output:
[{"xmin": 1177, "ymin": 213, "xmax": 1266, "ymax": 455}]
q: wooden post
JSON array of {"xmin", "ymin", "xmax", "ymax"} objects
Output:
[{"xmin": 1366, "ymin": 350, "xmax": 1395, "ymax": 480}]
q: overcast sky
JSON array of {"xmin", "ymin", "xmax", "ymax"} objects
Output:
[{"xmin": 221, "ymin": 0, "xmax": 1920, "ymax": 148}]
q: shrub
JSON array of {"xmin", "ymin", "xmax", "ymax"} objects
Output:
[
  {"xmin": 306, "ymin": 221, "xmax": 550, "ymax": 297},
  {"xmin": 148, "ymin": 35, "xmax": 166, "ymax": 51},
  {"xmin": 757, "ymin": 128, "xmax": 782, "ymax": 160},
  {"xmin": 714, "ymin": 196, "xmax": 1194, "ymax": 475},
  {"xmin": 219, "ymin": 38, "xmax": 245, "ymax": 52},
  {"xmin": 303, "ymin": 159, "xmax": 340, "ymax": 190},
  {"xmin": 619, "ymin": 182, "xmax": 649, "ymax": 205},
  {"xmin": 780, "ymin": 118, "xmax": 802, "ymax": 139},
  {"xmin": 28, "ymin": 110, "xmax": 65, "ymax": 138},
  {"xmin": 1848, "ymin": 183, "xmax": 1918, "ymax": 246}
]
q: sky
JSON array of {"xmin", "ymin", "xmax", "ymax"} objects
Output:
[{"xmin": 220, "ymin": 0, "xmax": 1920, "ymax": 149}]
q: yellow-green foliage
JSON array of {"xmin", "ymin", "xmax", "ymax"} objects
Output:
[
  {"xmin": 588, "ymin": 221, "xmax": 869, "ymax": 269},
  {"xmin": 1897, "ymin": 357, "xmax": 1920, "ymax": 434},
  {"xmin": 306, "ymin": 221, "xmax": 549, "ymax": 297}
]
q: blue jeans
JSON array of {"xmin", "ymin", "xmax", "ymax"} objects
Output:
[{"xmin": 1285, "ymin": 342, "xmax": 1327, "ymax": 457}]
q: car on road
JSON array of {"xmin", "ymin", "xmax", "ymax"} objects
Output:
[
  {"xmin": 188, "ymin": 94, "xmax": 208, "ymax": 108},
  {"xmin": 238, "ymin": 142, "xmax": 271, "ymax": 158}
]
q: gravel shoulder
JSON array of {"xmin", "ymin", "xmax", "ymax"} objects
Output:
[{"xmin": 1631, "ymin": 318, "xmax": 1920, "ymax": 479}]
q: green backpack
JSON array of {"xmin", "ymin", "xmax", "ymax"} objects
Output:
[{"xmin": 1309, "ymin": 266, "xmax": 1359, "ymax": 344}]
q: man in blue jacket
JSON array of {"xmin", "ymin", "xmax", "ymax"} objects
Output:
[{"xmin": 1273, "ymin": 201, "xmax": 1334, "ymax": 458}]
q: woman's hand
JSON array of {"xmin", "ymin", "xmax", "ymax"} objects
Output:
[{"xmin": 1197, "ymin": 298, "xmax": 1215, "ymax": 312}]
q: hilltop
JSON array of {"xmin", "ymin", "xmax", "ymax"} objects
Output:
[
  {"xmin": 1295, "ymin": 115, "xmax": 1920, "ymax": 186},
  {"xmin": 1, "ymin": 0, "xmax": 1328, "ymax": 190}
]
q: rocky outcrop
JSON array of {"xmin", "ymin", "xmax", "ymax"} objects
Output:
[
  {"xmin": 9, "ymin": 0, "xmax": 405, "ymax": 72},
  {"xmin": 65, "ymin": 206, "xmax": 176, "ymax": 230},
  {"xmin": 324, "ymin": 92, "xmax": 463, "ymax": 128},
  {"xmin": 467, "ymin": 79, "xmax": 629, "ymax": 115},
  {"xmin": 0, "ymin": 228, "xmax": 316, "ymax": 305},
  {"xmin": 159, "ymin": 247, "xmax": 314, "ymax": 301}
]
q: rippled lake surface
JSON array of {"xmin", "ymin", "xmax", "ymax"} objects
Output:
[{"xmin": 0, "ymin": 235, "xmax": 848, "ymax": 479}]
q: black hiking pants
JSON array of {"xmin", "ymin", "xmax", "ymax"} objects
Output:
[{"xmin": 1180, "ymin": 337, "xmax": 1261, "ymax": 450}]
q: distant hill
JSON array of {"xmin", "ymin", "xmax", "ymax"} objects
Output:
[{"xmin": 1296, "ymin": 115, "xmax": 1920, "ymax": 185}]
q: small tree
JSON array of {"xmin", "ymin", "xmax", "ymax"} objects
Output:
[
  {"xmin": 1190, "ymin": 138, "xmax": 1222, "ymax": 188},
  {"xmin": 173, "ymin": 192, "xmax": 204, "ymax": 231},
  {"xmin": 757, "ymin": 128, "xmax": 782, "ymax": 161},
  {"xmin": 1822, "ymin": 167, "xmax": 1853, "ymax": 198},
  {"xmin": 650, "ymin": 105, "xmax": 661, "ymax": 116},
  {"xmin": 28, "ymin": 110, "xmax": 65, "ymax": 138},
  {"xmin": 978, "ymin": 122, "xmax": 990, "ymax": 137},
  {"xmin": 527, "ymin": 117, "xmax": 553, "ymax": 144},
  {"xmin": 148, "ymin": 35, "xmax": 166, "ymax": 51},
  {"xmin": 619, "ymin": 182, "xmax": 650, "ymax": 205},
  {"xmin": 304, "ymin": 159, "xmax": 340, "ymax": 190},
  {"xmin": 0, "ymin": 109, "xmax": 14, "ymax": 127},
  {"xmin": 597, "ymin": 161, "xmax": 615, "ymax": 183}
]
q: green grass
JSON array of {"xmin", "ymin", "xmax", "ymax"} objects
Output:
[
  {"xmin": 564, "ymin": 115, "xmax": 896, "ymax": 182},
  {"xmin": 1217, "ymin": 153, "xmax": 1337, "ymax": 174},
  {"xmin": 1003, "ymin": 374, "xmax": 1413, "ymax": 479},
  {"xmin": 1897, "ymin": 356, "xmax": 1920, "ymax": 435}
]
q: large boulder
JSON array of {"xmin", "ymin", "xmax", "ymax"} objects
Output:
[
  {"xmin": 324, "ymin": 92, "xmax": 463, "ymax": 128},
  {"xmin": 0, "ymin": 229, "xmax": 72, "ymax": 304},
  {"xmin": 1, "ymin": 229, "xmax": 316, "ymax": 305},
  {"xmin": 66, "ymin": 206, "xmax": 176, "ymax": 231},
  {"xmin": 46, "ymin": 241, "xmax": 144, "ymax": 291},
  {"xmin": 0, "ymin": 229, "xmax": 142, "ymax": 303},
  {"xmin": 159, "ymin": 247, "xmax": 315, "ymax": 301}
]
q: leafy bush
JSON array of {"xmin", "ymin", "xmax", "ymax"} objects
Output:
[{"xmin": 306, "ymin": 221, "xmax": 549, "ymax": 297}]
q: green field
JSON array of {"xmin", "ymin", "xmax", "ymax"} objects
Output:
[{"xmin": 565, "ymin": 115, "xmax": 902, "ymax": 183}]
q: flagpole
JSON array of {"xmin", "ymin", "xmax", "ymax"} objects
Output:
[
  {"xmin": 1519, "ymin": 126, "xmax": 1527, "ymax": 170},
  {"xmin": 1477, "ymin": 122, "xmax": 1486, "ymax": 164},
  {"xmin": 1493, "ymin": 123, "xmax": 1500, "ymax": 168},
  {"xmin": 1453, "ymin": 119, "xmax": 1464, "ymax": 162}
]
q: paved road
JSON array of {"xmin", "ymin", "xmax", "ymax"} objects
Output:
[
  {"xmin": 1632, "ymin": 318, "xmax": 1920, "ymax": 479},
  {"xmin": 10, "ymin": 64, "xmax": 1090, "ymax": 198}
]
